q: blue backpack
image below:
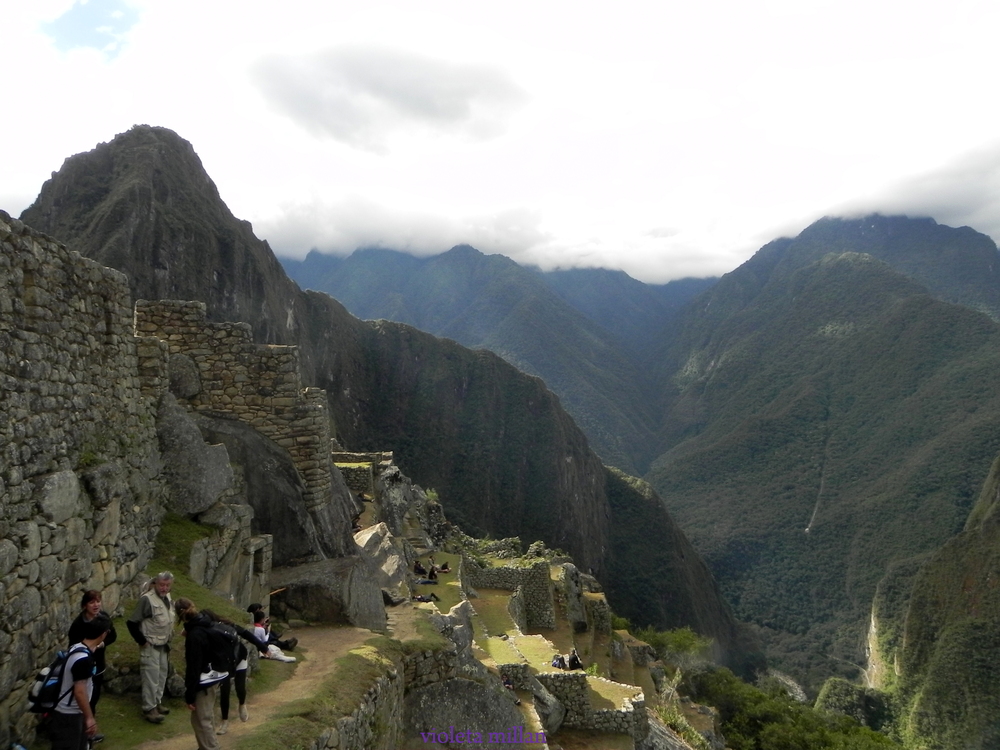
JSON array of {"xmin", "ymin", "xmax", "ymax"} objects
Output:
[{"xmin": 27, "ymin": 645, "xmax": 90, "ymax": 714}]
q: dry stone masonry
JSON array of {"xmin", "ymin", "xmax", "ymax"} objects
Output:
[
  {"xmin": 134, "ymin": 299, "xmax": 338, "ymax": 516},
  {"xmin": 0, "ymin": 212, "xmax": 170, "ymax": 745},
  {"xmin": 461, "ymin": 557, "xmax": 557, "ymax": 629}
]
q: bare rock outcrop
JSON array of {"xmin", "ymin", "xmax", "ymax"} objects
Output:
[{"xmin": 269, "ymin": 556, "xmax": 387, "ymax": 632}]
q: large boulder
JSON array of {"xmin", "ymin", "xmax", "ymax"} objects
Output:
[
  {"xmin": 156, "ymin": 394, "xmax": 233, "ymax": 515},
  {"xmin": 354, "ymin": 523, "xmax": 409, "ymax": 597},
  {"xmin": 269, "ymin": 556, "xmax": 387, "ymax": 632},
  {"xmin": 193, "ymin": 412, "xmax": 342, "ymax": 564}
]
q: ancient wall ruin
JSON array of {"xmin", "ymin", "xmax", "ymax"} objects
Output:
[
  {"xmin": 535, "ymin": 672, "xmax": 648, "ymax": 742},
  {"xmin": 134, "ymin": 299, "xmax": 337, "ymax": 516},
  {"xmin": 0, "ymin": 212, "xmax": 170, "ymax": 744},
  {"xmin": 461, "ymin": 557, "xmax": 556, "ymax": 629}
]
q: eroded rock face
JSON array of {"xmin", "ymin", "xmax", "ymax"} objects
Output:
[
  {"xmin": 269, "ymin": 556, "xmax": 387, "ymax": 632},
  {"xmin": 354, "ymin": 523, "xmax": 409, "ymax": 597},
  {"xmin": 156, "ymin": 394, "xmax": 233, "ymax": 515},
  {"xmin": 403, "ymin": 678, "xmax": 527, "ymax": 749},
  {"xmin": 193, "ymin": 412, "xmax": 330, "ymax": 565},
  {"xmin": 428, "ymin": 601, "xmax": 487, "ymax": 682}
]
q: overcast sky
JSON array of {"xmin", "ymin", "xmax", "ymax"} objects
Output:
[{"xmin": 4, "ymin": 0, "xmax": 1000, "ymax": 283}]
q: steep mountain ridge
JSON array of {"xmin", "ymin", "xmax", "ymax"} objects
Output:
[
  {"xmin": 283, "ymin": 245, "xmax": 660, "ymax": 473},
  {"xmin": 18, "ymin": 124, "xmax": 759, "ymax": 671}
]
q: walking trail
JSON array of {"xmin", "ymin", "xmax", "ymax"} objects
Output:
[{"xmin": 135, "ymin": 624, "xmax": 374, "ymax": 750}]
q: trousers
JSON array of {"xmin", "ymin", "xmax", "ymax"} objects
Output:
[{"xmin": 140, "ymin": 643, "xmax": 170, "ymax": 712}]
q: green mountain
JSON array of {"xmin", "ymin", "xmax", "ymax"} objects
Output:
[
  {"xmin": 646, "ymin": 225, "xmax": 1000, "ymax": 692},
  {"xmin": 537, "ymin": 267, "xmax": 717, "ymax": 357},
  {"xmin": 283, "ymin": 246, "xmax": 661, "ymax": 473},
  {"xmin": 18, "ymin": 124, "xmax": 761, "ymax": 672},
  {"xmin": 863, "ymin": 454, "xmax": 1000, "ymax": 748}
]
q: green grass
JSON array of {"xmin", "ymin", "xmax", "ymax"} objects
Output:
[
  {"xmin": 478, "ymin": 636, "xmax": 523, "ymax": 665},
  {"xmin": 469, "ymin": 588, "xmax": 518, "ymax": 637},
  {"xmin": 586, "ymin": 676, "xmax": 640, "ymax": 710},
  {"xmin": 512, "ymin": 634, "xmax": 559, "ymax": 672}
]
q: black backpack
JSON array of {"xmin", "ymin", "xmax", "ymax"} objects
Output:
[
  {"xmin": 208, "ymin": 622, "xmax": 240, "ymax": 673},
  {"xmin": 27, "ymin": 645, "xmax": 90, "ymax": 714}
]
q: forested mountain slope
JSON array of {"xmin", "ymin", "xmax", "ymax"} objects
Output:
[
  {"xmin": 646, "ymin": 229, "xmax": 1000, "ymax": 690},
  {"xmin": 17, "ymin": 124, "xmax": 760, "ymax": 672}
]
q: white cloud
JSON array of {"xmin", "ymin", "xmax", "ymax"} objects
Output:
[
  {"xmin": 259, "ymin": 198, "xmax": 550, "ymax": 261},
  {"xmin": 832, "ymin": 143, "xmax": 1000, "ymax": 243},
  {"xmin": 251, "ymin": 47, "xmax": 527, "ymax": 152}
]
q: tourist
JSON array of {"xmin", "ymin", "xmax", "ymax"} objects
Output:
[
  {"xmin": 567, "ymin": 648, "xmax": 583, "ymax": 670},
  {"xmin": 67, "ymin": 590, "xmax": 117, "ymax": 732},
  {"xmin": 412, "ymin": 593, "xmax": 441, "ymax": 602},
  {"xmin": 245, "ymin": 603, "xmax": 298, "ymax": 651},
  {"xmin": 51, "ymin": 613, "xmax": 112, "ymax": 750},
  {"xmin": 414, "ymin": 560, "xmax": 427, "ymax": 576},
  {"xmin": 126, "ymin": 572, "xmax": 175, "ymax": 724},
  {"xmin": 252, "ymin": 610, "xmax": 295, "ymax": 663},
  {"xmin": 427, "ymin": 566, "xmax": 438, "ymax": 581},
  {"xmin": 438, "ymin": 561, "xmax": 450, "ymax": 573},
  {"xmin": 202, "ymin": 610, "xmax": 266, "ymax": 733},
  {"xmin": 174, "ymin": 599, "xmax": 225, "ymax": 750},
  {"xmin": 551, "ymin": 653, "xmax": 567, "ymax": 669}
]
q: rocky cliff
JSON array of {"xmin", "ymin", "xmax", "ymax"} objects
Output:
[{"xmin": 18, "ymin": 125, "xmax": 758, "ymax": 670}]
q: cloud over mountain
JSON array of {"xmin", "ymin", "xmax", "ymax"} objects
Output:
[{"xmin": 252, "ymin": 46, "xmax": 527, "ymax": 151}]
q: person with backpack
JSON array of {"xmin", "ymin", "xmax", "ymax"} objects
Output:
[
  {"xmin": 67, "ymin": 590, "xmax": 117, "ymax": 733},
  {"xmin": 50, "ymin": 613, "xmax": 112, "ymax": 750},
  {"xmin": 174, "ymin": 598, "xmax": 227, "ymax": 750},
  {"xmin": 126, "ymin": 572, "xmax": 175, "ymax": 724},
  {"xmin": 201, "ymin": 610, "xmax": 266, "ymax": 734}
]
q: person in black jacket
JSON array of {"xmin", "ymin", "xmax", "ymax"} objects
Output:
[
  {"xmin": 201, "ymin": 610, "xmax": 266, "ymax": 733},
  {"xmin": 67, "ymin": 590, "xmax": 117, "ymax": 729},
  {"xmin": 174, "ymin": 598, "xmax": 223, "ymax": 750}
]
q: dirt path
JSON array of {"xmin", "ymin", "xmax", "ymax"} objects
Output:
[{"xmin": 136, "ymin": 625, "xmax": 373, "ymax": 750}]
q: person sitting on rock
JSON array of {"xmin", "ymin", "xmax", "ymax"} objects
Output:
[
  {"xmin": 414, "ymin": 560, "xmax": 427, "ymax": 576},
  {"xmin": 567, "ymin": 648, "xmax": 583, "ymax": 670},
  {"xmin": 551, "ymin": 653, "xmax": 567, "ymax": 669}
]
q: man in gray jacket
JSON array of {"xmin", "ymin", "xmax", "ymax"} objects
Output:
[{"xmin": 126, "ymin": 572, "xmax": 175, "ymax": 723}]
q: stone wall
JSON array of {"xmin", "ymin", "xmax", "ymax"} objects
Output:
[
  {"xmin": 337, "ymin": 464, "xmax": 375, "ymax": 497},
  {"xmin": 535, "ymin": 672, "xmax": 648, "ymax": 742},
  {"xmin": 462, "ymin": 557, "xmax": 556, "ymax": 629},
  {"xmin": 585, "ymin": 592, "xmax": 612, "ymax": 635},
  {"xmin": 507, "ymin": 585, "xmax": 528, "ymax": 633},
  {"xmin": 0, "ymin": 212, "xmax": 170, "ymax": 746},
  {"xmin": 134, "ymin": 300, "xmax": 337, "ymax": 516}
]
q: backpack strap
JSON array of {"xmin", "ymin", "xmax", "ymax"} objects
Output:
[{"xmin": 54, "ymin": 644, "xmax": 92, "ymax": 710}]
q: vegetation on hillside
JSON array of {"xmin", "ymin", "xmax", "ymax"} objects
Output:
[
  {"xmin": 648, "ymin": 248, "xmax": 1000, "ymax": 691},
  {"xmin": 688, "ymin": 668, "xmax": 899, "ymax": 749}
]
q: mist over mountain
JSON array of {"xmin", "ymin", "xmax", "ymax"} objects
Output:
[
  {"xmin": 284, "ymin": 211, "xmax": 1000, "ymax": 701},
  {"xmin": 17, "ymin": 124, "xmax": 760, "ymax": 672}
]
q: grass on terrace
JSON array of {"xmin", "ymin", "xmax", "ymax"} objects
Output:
[{"xmin": 587, "ymin": 675, "xmax": 641, "ymax": 711}]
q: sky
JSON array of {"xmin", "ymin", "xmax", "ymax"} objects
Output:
[{"xmin": 4, "ymin": 0, "xmax": 1000, "ymax": 283}]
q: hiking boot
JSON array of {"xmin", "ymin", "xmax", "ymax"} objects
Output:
[
  {"xmin": 283, "ymin": 637, "xmax": 298, "ymax": 651},
  {"xmin": 239, "ymin": 704, "xmax": 249, "ymax": 722},
  {"xmin": 216, "ymin": 720, "xmax": 229, "ymax": 735},
  {"xmin": 144, "ymin": 709, "xmax": 165, "ymax": 724},
  {"xmin": 156, "ymin": 703, "xmax": 171, "ymax": 715}
]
